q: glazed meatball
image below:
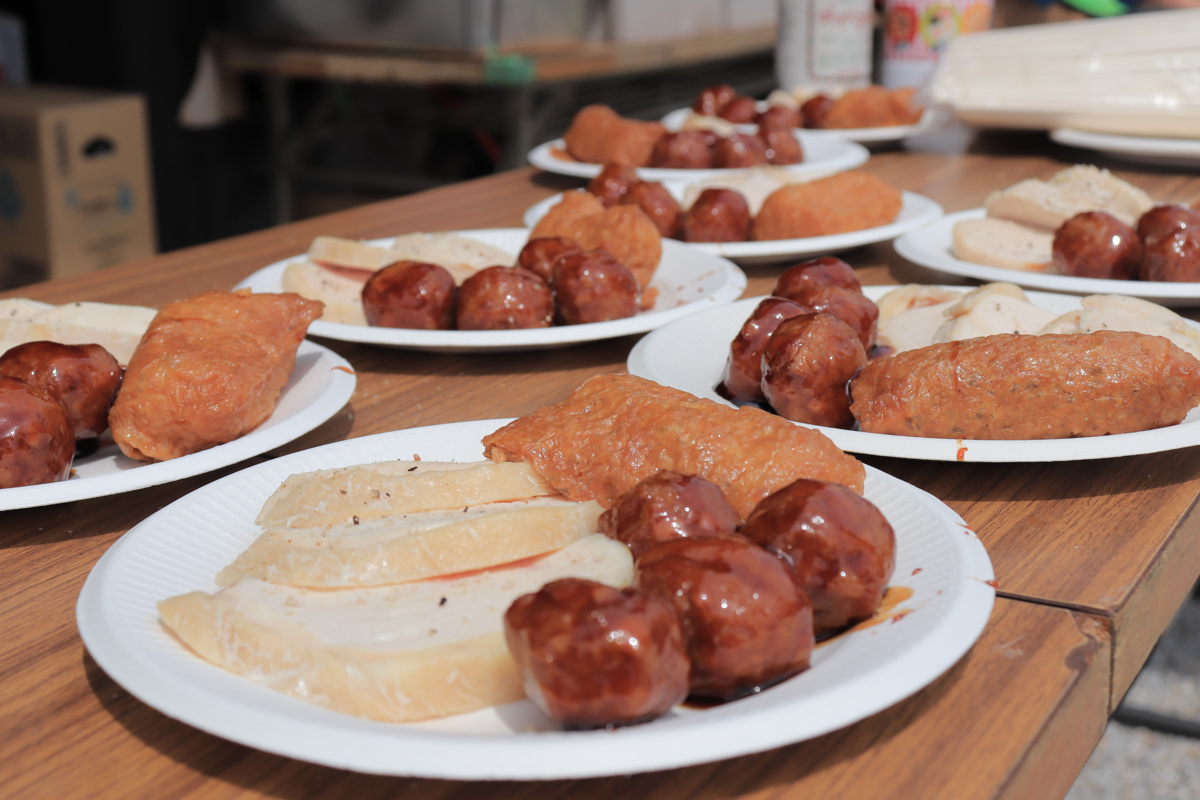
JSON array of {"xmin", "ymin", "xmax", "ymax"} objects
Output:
[
  {"xmin": 636, "ymin": 535, "xmax": 814, "ymax": 699},
  {"xmin": 1138, "ymin": 204, "xmax": 1200, "ymax": 282},
  {"xmin": 693, "ymin": 84, "xmax": 737, "ymax": 116},
  {"xmin": 622, "ymin": 181, "xmax": 685, "ymax": 239},
  {"xmin": 757, "ymin": 105, "xmax": 803, "ymax": 131},
  {"xmin": 650, "ymin": 131, "xmax": 714, "ymax": 170},
  {"xmin": 711, "ymin": 133, "xmax": 769, "ymax": 168},
  {"xmin": 776, "ymin": 284, "xmax": 879, "ymax": 351},
  {"xmin": 761, "ymin": 313, "xmax": 867, "ymax": 428},
  {"xmin": 517, "ymin": 237, "xmax": 582, "ymax": 282},
  {"xmin": 362, "ymin": 260, "xmax": 457, "ymax": 329},
  {"xmin": 1052, "ymin": 212, "xmax": 1141, "ymax": 280},
  {"xmin": 455, "ymin": 266, "xmax": 554, "ymax": 330},
  {"xmin": 599, "ymin": 471, "xmax": 740, "ymax": 558},
  {"xmin": 800, "ymin": 94, "xmax": 833, "ymax": 128},
  {"xmin": 758, "ymin": 127, "xmax": 803, "ymax": 165},
  {"xmin": 682, "ymin": 188, "xmax": 751, "ymax": 243},
  {"xmin": 740, "ymin": 479, "xmax": 895, "ymax": 636},
  {"xmin": 772, "ymin": 256, "xmax": 862, "ymax": 295},
  {"xmin": 551, "ymin": 249, "xmax": 641, "ymax": 324},
  {"xmin": 504, "ymin": 577, "xmax": 690, "ymax": 729},
  {"xmin": 0, "ymin": 376, "xmax": 74, "ymax": 489},
  {"xmin": 587, "ymin": 164, "xmax": 642, "ymax": 207},
  {"xmin": 718, "ymin": 296, "xmax": 811, "ymax": 405},
  {"xmin": 0, "ymin": 341, "xmax": 121, "ymax": 443},
  {"xmin": 717, "ymin": 95, "xmax": 759, "ymax": 124}
]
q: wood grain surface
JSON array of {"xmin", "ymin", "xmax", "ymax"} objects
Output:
[{"xmin": 3, "ymin": 128, "xmax": 1200, "ymax": 799}]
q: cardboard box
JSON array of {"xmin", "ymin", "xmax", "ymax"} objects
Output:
[{"xmin": 0, "ymin": 85, "xmax": 156, "ymax": 288}]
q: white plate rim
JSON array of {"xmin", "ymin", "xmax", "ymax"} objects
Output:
[
  {"xmin": 660, "ymin": 106, "xmax": 938, "ymax": 144},
  {"xmin": 894, "ymin": 208, "xmax": 1200, "ymax": 304},
  {"xmin": 526, "ymin": 132, "xmax": 870, "ymax": 182},
  {"xmin": 1050, "ymin": 128, "xmax": 1200, "ymax": 164},
  {"xmin": 524, "ymin": 192, "xmax": 945, "ymax": 265},
  {"xmin": 627, "ymin": 288, "xmax": 1200, "ymax": 463},
  {"xmin": 76, "ymin": 419, "xmax": 995, "ymax": 780},
  {"xmin": 0, "ymin": 340, "xmax": 356, "ymax": 511},
  {"xmin": 234, "ymin": 229, "xmax": 747, "ymax": 353}
]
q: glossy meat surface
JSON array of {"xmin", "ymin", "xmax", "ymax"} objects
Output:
[
  {"xmin": 109, "ymin": 290, "xmax": 323, "ymax": 461},
  {"xmin": 850, "ymin": 331, "xmax": 1200, "ymax": 439},
  {"xmin": 482, "ymin": 374, "xmax": 865, "ymax": 518},
  {"xmin": 599, "ymin": 471, "xmax": 739, "ymax": 559},
  {"xmin": 0, "ymin": 376, "xmax": 73, "ymax": 488}
]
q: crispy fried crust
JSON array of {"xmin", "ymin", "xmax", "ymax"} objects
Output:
[
  {"xmin": 751, "ymin": 171, "xmax": 903, "ymax": 241},
  {"xmin": 562, "ymin": 104, "xmax": 666, "ymax": 167},
  {"xmin": 849, "ymin": 331, "xmax": 1200, "ymax": 439},
  {"xmin": 109, "ymin": 289, "xmax": 323, "ymax": 461},
  {"xmin": 482, "ymin": 374, "xmax": 865, "ymax": 519},
  {"xmin": 529, "ymin": 192, "xmax": 662, "ymax": 288}
]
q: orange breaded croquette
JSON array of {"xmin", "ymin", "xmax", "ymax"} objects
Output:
[
  {"xmin": 529, "ymin": 191, "xmax": 662, "ymax": 288},
  {"xmin": 562, "ymin": 104, "xmax": 667, "ymax": 167},
  {"xmin": 751, "ymin": 171, "xmax": 903, "ymax": 241},
  {"xmin": 821, "ymin": 86, "xmax": 923, "ymax": 129}
]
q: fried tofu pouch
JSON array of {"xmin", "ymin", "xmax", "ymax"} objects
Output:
[
  {"xmin": 849, "ymin": 331, "xmax": 1200, "ymax": 440},
  {"xmin": 109, "ymin": 289, "xmax": 324, "ymax": 461},
  {"xmin": 529, "ymin": 191, "xmax": 662, "ymax": 288},
  {"xmin": 752, "ymin": 170, "xmax": 903, "ymax": 241},
  {"xmin": 562, "ymin": 104, "xmax": 666, "ymax": 167},
  {"xmin": 482, "ymin": 374, "xmax": 865, "ymax": 519},
  {"xmin": 822, "ymin": 86, "xmax": 923, "ymax": 129}
]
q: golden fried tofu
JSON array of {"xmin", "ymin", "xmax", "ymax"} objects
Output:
[
  {"xmin": 483, "ymin": 374, "xmax": 865, "ymax": 519},
  {"xmin": 822, "ymin": 86, "xmax": 923, "ymax": 129},
  {"xmin": 530, "ymin": 192, "xmax": 662, "ymax": 288},
  {"xmin": 529, "ymin": 190, "xmax": 605, "ymax": 241},
  {"xmin": 562, "ymin": 104, "xmax": 667, "ymax": 167},
  {"xmin": 109, "ymin": 290, "xmax": 323, "ymax": 461},
  {"xmin": 752, "ymin": 171, "xmax": 903, "ymax": 241}
]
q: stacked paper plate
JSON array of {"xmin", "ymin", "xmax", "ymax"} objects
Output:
[{"xmin": 932, "ymin": 9, "xmax": 1200, "ymax": 139}]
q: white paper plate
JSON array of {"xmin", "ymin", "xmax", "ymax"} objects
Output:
[
  {"xmin": 0, "ymin": 341, "xmax": 356, "ymax": 511},
  {"xmin": 77, "ymin": 419, "xmax": 994, "ymax": 780},
  {"xmin": 527, "ymin": 131, "xmax": 869, "ymax": 183},
  {"xmin": 1050, "ymin": 128, "xmax": 1200, "ymax": 169},
  {"xmin": 627, "ymin": 288, "xmax": 1200, "ymax": 463},
  {"xmin": 525, "ymin": 191, "xmax": 944, "ymax": 267},
  {"xmin": 235, "ymin": 229, "xmax": 746, "ymax": 353},
  {"xmin": 894, "ymin": 209, "xmax": 1200, "ymax": 307},
  {"xmin": 660, "ymin": 106, "xmax": 938, "ymax": 144}
]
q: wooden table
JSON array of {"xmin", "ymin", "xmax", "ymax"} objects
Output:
[{"xmin": 4, "ymin": 130, "xmax": 1200, "ymax": 799}]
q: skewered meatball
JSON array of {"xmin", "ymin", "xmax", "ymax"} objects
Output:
[
  {"xmin": 636, "ymin": 535, "xmax": 814, "ymax": 699},
  {"xmin": 456, "ymin": 266, "xmax": 554, "ymax": 330},
  {"xmin": 622, "ymin": 181, "xmax": 684, "ymax": 238},
  {"xmin": 682, "ymin": 188, "xmax": 751, "ymax": 243},
  {"xmin": 362, "ymin": 261, "xmax": 457, "ymax": 329},
  {"xmin": 1138, "ymin": 204, "xmax": 1200, "ymax": 282},
  {"xmin": 772, "ymin": 256, "xmax": 862, "ymax": 295},
  {"xmin": 1052, "ymin": 211, "xmax": 1141, "ymax": 280},
  {"xmin": 0, "ymin": 376, "xmax": 74, "ymax": 488},
  {"xmin": 775, "ymin": 284, "xmax": 879, "ymax": 351},
  {"xmin": 551, "ymin": 249, "xmax": 641, "ymax": 324},
  {"xmin": 758, "ymin": 127, "xmax": 803, "ymax": 165},
  {"xmin": 504, "ymin": 577, "xmax": 690, "ymax": 729},
  {"xmin": 517, "ymin": 237, "xmax": 582, "ymax": 282},
  {"xmin": 599, "ymin": 471, "xmax": 740, "ymax": 558},
  {"xmin": 693, "ymin": 84, "xmax": 737, "ymax": 116},
  {"xmin": 711, "ymin": 133, "xmax": 769, "ymax": 168},
  {"xmin": 587, "ymin": 164, "xmax": 642, "ymax": 207},
  {"xmin": 761, "ymin": 313, "xmax": 867, "ymax": 428},
  {"xmin": 740, "ymin": 478, "xmax": 895, "ymax": 636},
  {"xmin": 650, "ymin": 131, "xmax": 713, "ymax": 170},
  {"xmin": 717, "ymin": 95, "xmax": 759, "ymax": 124},
  {"xmin": 718, "ymin": 296, "xmax": 811, "ymax": 405},
  {"xmin": 0, "ymin": 341, "xmax": 121, "ymax": 444}
]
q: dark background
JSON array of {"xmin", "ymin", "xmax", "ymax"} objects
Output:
[{"xmin": 0, "ymin": 0, "xmax": 775, "ymax": 254}]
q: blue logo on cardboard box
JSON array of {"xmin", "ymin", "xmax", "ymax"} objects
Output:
[
  {"xmin": 65, "ymin": 180, "xmax": 134, "ymax": 218},
  {"xmin": 0, "ymin": 169, "xmax": 22, "ymax": 221}
]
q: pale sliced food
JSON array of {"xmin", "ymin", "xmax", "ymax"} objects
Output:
[
  {"xmin": 983, "ymin": 165, "xmax": 1153, "ymax": 230},
  {"xmin": 933, "ymin": 283, "xmax": 1057, "ymax": 343},
  {"xmin": 952, "ymin": 217, "xmax": 1053, "ymax": 272},
  {"xmin": 308, "ymin": 236, "xmax": 406, "ymax": 271},
  {"xmin": 219, "ymin": 495, "xmax": 604, "ymax": 588},
  {"xmin": 280, "ymin": 260, "xmax": 368, "ymax": 326},
  {"xmin": 1041, "ymin": 294, "xmax": 1200, "ymax": 359},
  {"xmin": 256, "ymin": 460, "xmax": 556, "ymax": 530},
  {"xmin": 387, "ymin": 232, "xmax": 515, "ymax": 285},
  {"xmin": 159, "ymin": 533, "xmax": 634, "ymax": 723}
]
